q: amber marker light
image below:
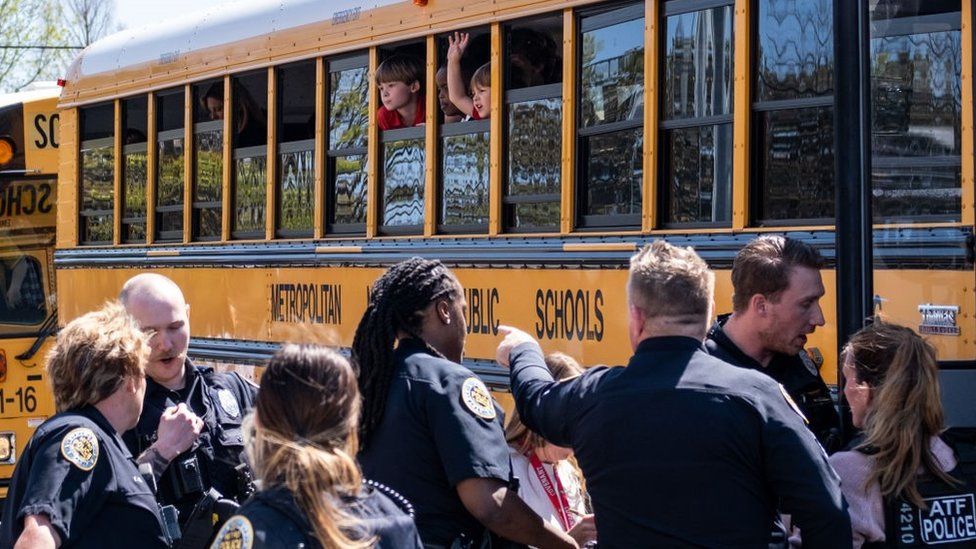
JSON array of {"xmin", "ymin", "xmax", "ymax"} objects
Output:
[
  {"xmin": 0, "ymin": 137, "xmax": 14, "ymax": 167},
  {"xmin": 413, "ymin": 0, "xmax": 428, "ymax": 5}
]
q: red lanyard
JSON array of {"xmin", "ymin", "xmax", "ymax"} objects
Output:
[{"xmin": 527, "ymin": 452, "xmax": 573, "ymax": 531}]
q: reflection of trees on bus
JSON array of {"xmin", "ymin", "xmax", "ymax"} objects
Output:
[
  {"xmin": 0, "ymin": 255, "xmax": 45, "ymax": 325},
  {"xmin": 235, "ymin": 156, "xmax": 267, "ymax": 233},
  {"xmin": 280, "ymin": 149, "xmax": 314, "ymax": 231},
  {"xmin": 383, "ymin": 140, "xmax": 425, "ymax": 226},
  {"xmin": 442, "ymin": 132, "xmax": 489, "ymax": 225},
  {"xmin": 756, "ymin": 0, "xmax": 834, "ymax": 98},
  {"xmin": 586, "ymin": 129, "xmax": 643, "ymax": 215},
  {"xmin": 334, "ymin": 155, "xmax": 367, "ymax": 224},
  {"xmin": 330, "ymin": 68, "xmax": 369, "ymax": 149},
  {"xmin": 580, "ymin": 42, "xmax": 644, "ymax": 125}
]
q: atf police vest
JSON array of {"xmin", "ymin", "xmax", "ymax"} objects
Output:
[{"xmin": 874, "ymin": 431, "xmax": 976, "ymax": 548}]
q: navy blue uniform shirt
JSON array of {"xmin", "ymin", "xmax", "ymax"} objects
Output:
[
  {"xmin": 510, "ymin": 336, "xmax": 852, "ymax": 549},
  {"xmin": 209, "ymin": 482, "xmax": 423, "ymax": 548},
  {"xmin": 706, "ymin": 314, "xmax": 842, "ymax": 453},
  {"xmin": 359, "ymin": 338, "xmax": 511, "ymax": 545},
  {"xmin": 0, "ymin": 405, "xmax": 170, "ymax": 548},
  {"xmin": 123, "ymin": 358, "xmax": 258, "ymax": 519}
]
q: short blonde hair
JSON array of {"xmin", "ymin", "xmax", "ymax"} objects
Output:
[
  {"xmin": 47, "ymin": 301, "xmax": 148, "ymax": 412},
  {"xmin": 505, "ymin": 352, "xmax": 583, "ymax": 453},
  {"xmin": 628, "ymin": 240, "xmax": 713, "ymax": 322},
  {"xmin": 471, "ymin": 63, "xmax": 491, "ymax": 89}
]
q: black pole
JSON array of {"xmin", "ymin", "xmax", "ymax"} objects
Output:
[{"xmin": 833, "ymin": 0, "xmax": 873, "ymax": 440}]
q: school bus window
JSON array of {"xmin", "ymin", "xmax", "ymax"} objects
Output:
[
  {"xmin": 327, "ymin": 54, "xmax": 369, "ymax": 234},
  {"xmin": 378, "ymin": 44, "xmax": 426, "ymax": 234},
  {"xmin": 79, "ymin": 102, "xmax": 114, "ymax": 245},
  {"xmin": 276, "ymin": 61, "xmax": 315, "ymax": 238},
  {"xmin": 661, "ymin": 0, "xmax": 733, "ymax": 226},
  {"xmin": 122, "ymin": 96, "xmax": 148, "ymax": 243},
  {"xmin": 505, "ymin": 17, "xmax": 562, "ymax": 232},
  {"xmin": 0, "ymin": 254, "xmax": 45, "ymax": 326},
  {"xmin": 754, "ymin": 0, "xmax": 835, "ymax": 224},
  {"xmin": 155, "ymin": 89, "xmax": 185, "ymax": 242},
  {"xmin": 577, "ymin": 3, "xmax": 645, "ymax": 229},
  {"xmin": 869, "ymin": 1, "xmax": 961, "ymax": 222},
  {"xmin": 231, "ymin": 72, "xmax": 269, "ymax": 239},
  {"xmin": 192, "ymin": 80, "xmax": 224, "ymax": 241},
  {"xmin": 438, "ymin": 29, "xmax": 490, "ymax": 233}
]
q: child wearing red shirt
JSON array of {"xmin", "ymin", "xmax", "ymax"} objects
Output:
[{"xmin": 376, "ymin": 55, "xmax": 426, "ymax": 130}]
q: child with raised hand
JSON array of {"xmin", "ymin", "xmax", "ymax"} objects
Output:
[
  {"xmin": 376, "ymin": 55, "xmax": 426, "ymax": 130},
  {"xmin": 447, "ymin": 32, "xmax": 491, "ymax": 120}
]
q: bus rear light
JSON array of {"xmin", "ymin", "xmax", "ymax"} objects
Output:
[
  {"xmin": 0, "ymin": 432, "xmax": 15, "ymax": 464},
  {"xmin": 57, "ymin": 79, "xmax": 67, "ymax": 87},
  {"xmin": 0, "ymin": 137, "xmax": 14, "ymax": 167}
]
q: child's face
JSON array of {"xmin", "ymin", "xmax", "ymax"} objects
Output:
[
  {"xmin": 472, "ymin": 84, "xmax": 490, "ymax": 119},
  {"xmin": 436, "ymin": 70, "xmax": 462, "ymax": 117},
  {"xmin": 379, "ymin": 80, "xmax": 420, "ymax": 112}
]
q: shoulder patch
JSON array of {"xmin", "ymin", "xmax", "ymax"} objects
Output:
[
  {"xmin": 779, "ymin": 384, "xmax": 809, "ymax": 425},
  {"xmin": 217, "ymin": 389, "xmax": 241, "ymax": 418},
  {"xmin": 60, "ymin": 427, "xmax": 99, "ymax": 471},
  {"xmin": 461, "ymin": 377, "xmax": 496, "ymax": 420},
  {"xmin": 212, "ymin": 515, "xmax": 253, "ymax": 549}
]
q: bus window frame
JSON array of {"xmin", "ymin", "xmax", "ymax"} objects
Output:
[
  {"xmin": 120, "ymin": 140, "xmax": 148, "ymax": 244},
  {"xmin": 658, "ymin": 0, "xmax": 735, "ymax": 230},
  {"xmin": 275, "ymin": 60, "xmax": 317, "ymax": 240},
  {"xmin": 379, "ymin": 125, "xmax": 426, "ymax": 236},
  {"xmin": 0, "ymin": 247, "xmax": 52, "ymax": 336},
  {"xmin": 154, "ymin": 125, "xmax": 187, "ymax": 242},
  {"xmin": 229, "ymin": 70, "xmax": 270, "ymax": 241},
  {"xmin": 574, "ymin": 2, "xmax": 646, "ymax": 231},
  {"xmin": 438, "ymin": 118, "xmax": 491, "ymax": 235},
  {"xmin": 78, "ymin": 134, "xmax": 115, "ymax": 247},
  {"xmin": 191, "ymin": 117, "xmax": 224, "ymax": 242},
  {"xmin": 325, "ymin": 52, "xmax": 370, "ymax": 237}
]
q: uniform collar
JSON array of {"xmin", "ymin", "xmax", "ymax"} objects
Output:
[
  {"xmin": 632, "ymin": 335, "xmax": 704, "ymax": 356},
  {"xmin": 75, "ymin": 405, "xmax": 133, "ymax": 457},
  {"xmin": 707, "ymin": 313, "xmax": 764, "ymax": 370}
]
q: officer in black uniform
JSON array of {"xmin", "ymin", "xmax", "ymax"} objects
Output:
[
  {"xmin": 353, "ymin": 258, "xmax": 576, "ymax": 548},
  {"xmin": 119, "ymin": 273, "xmax": 257, "ymax": 544},
  {"xmin": 704, "ymin": 235, "xmax": 842, "ymax": 453},
  {"xmin": 0, "ymin": 303, "xmax": 172, "ymax": 548},
  {"xmin": 210, "ymin": 343, "xmax": 421, "ymax": 549},
  {"xmin": 498, "ymin": 241, "xmax": 852, "ymax": 548}
]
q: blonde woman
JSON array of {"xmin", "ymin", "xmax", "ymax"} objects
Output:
[
  {"xmin": 831, "ymin": 322, "xmax": 971, "ymax": 548},
  {"xmin": 210, "ymin": 344, "xmax": 421, "ymax": 548},
  {"xmin": 505, "ymin": 353, "xmax": 597, "ymax": 547}
]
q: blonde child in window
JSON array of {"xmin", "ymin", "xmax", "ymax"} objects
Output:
[
  {"xmin": 446, "ymin": 32, "xmax": 491, "ymax": 120},
  {"xmin": 376, "ymin": 55, "xmax": 426, "ymax": 130}
]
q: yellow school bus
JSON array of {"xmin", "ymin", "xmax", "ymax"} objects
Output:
[
  {"xmin": 51, "ymin": 0, "xmax": 976, "ymax": 419},
  {"xmin": 0, "ymin": 84, "xmax": 61, "ymax": 499}
]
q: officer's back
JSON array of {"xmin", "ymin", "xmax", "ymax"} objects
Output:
[{"xmin": 499, "ymin": 241, "xmax": 852, "ymax": 548}]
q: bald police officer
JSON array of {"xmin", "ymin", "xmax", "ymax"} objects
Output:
[
  {"xmin": 705, "ymin": 236, "xmax": 841, "ymax": 452},
  {"xmin": 497, "ymin": 240, "xmax": 851, "ymax": 548},
  {"xmin": 120, "ymin": 273, "xmax": 257, "ymax": 544}
]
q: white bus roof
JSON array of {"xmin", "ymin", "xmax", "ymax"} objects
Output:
[{"xmin": 0, "ymin": 84, "xmax": 61, "ymax": 110}]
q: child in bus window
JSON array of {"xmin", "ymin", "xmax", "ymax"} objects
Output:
[
  {"xmin": 447, "ymin": 32, "xmax": 490, "ymax": 120},
  {"xmin": 435, "ymin": 66, "xmax": 465, "ymax": 123},
  {"xmin": 376, "ymin": 55, "xmax": 426, "ymax": 130}
]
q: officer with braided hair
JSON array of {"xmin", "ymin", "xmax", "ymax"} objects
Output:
[{"xmin": 355, "ymin": 257, "xmax": 578, "ymax": 549}]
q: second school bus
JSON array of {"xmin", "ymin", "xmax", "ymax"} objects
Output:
[{"xmin": 51, "ymin": 0, "xmax": 976, "ymax": 421}]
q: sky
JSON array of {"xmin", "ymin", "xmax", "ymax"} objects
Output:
[{"xmin": 114, "ymin": 0, "xmax": 232, "ymax": 31}]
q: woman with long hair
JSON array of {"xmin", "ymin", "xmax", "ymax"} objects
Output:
[
  {"xmin": 209, "ymin": 344, "xmax": 422, "ymax": 548},
  {"xmin": 831, "ymin": 322, "xmax": 971, "ymax": 547},
  {"xmin": 353, "ymin": 257, "xmax": 576, "ymax": 548},
  {"xmin": 505, "ymin": 353, "xmax": 597, "ymax": 546}
]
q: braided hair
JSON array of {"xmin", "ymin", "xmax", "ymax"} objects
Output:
[{"xmin": 352, "ymin": 257, "xmax": 461, "ymax": 448}]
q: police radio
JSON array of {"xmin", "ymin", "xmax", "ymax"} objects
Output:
[{"xmin": 140, "ymin": 463, "xmax": 182, "ymax": 543}]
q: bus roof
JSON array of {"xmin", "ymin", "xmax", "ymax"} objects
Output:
[
  {"xmin": 0, "ymin": 84, "xmax": 61, "ymax": 111},
  {"xmin": 59, "ymin": 0, "xmax": 588, "ymax": 108}
]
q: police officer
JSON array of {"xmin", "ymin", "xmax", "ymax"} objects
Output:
[
  {"xmin": 497, "ymin": 241, "xmax": 852, "ymax": 548},
  {"xmin": 705, "ymin": 235, "xmax": 842, "ymax": 452},
  {"xmin": 119, "ymin": 273, "xmax": 257, "ymax": 544},
  {"xmin": 210, "ymin": 344, "xmax": 422, "ymax": 549},
  {"xmin": 0, "ymin": 302, "xmax": 172, "ymax": 548},
  {"xmin": 354, "ymin": 258, "xmax": 577, "ymax": 548},
  {"xmin": 831, "ymin": 322, "xmax": 976, "ymax": 548}
]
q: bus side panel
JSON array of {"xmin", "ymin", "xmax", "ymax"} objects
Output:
[
  {"xmin": 57, "ymin": 108, "xmax": 79, "ymax": 250},
  {"xmin": 56, "ymin": 265, "xmax": 842, "ymax": 384}
]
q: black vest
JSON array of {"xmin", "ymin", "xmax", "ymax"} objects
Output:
[{"xmin": 865, "ymin": 430, "xmax": 976, "ymax": 548}]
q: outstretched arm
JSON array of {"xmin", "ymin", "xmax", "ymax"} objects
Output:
[
  {"xmin": 457, "ymin": 477, "xmax": 578, "ymax": 549},
  {"xmin": 447, "ymin": 32, "xmax": 474, "ymax": 116}
]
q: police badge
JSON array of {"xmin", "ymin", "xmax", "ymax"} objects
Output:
[
  {"xmin": 60, "ymin": 427, "xmax": 99, "ymax": 471},
  {"xmin": 217, "ymin": 389, "xmax": 240, "ymax": 418},
  {"xmin": 213, "ymin": 515, "xmax": 254, "ymax": 549},
  {"xmin": 461, "ymin": 377, "xmax": 496, "ymax": 420}
]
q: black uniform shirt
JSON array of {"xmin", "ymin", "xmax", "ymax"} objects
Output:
[
  {"xmin": 510, "ymin": 336, "xmax": 852, "ymax": 549},
  {"xmin": 705, "ymin": 314, "xmax": 842, "ymax": 453},
  {"xmin": 358, "ymin": 338, "xmax": 511, "ymax": 545},
  {"xmin": 123, "ymin": 358, "xmax": 257, "ymax": 518},
  {"xmin": 0, "ymin": 405, "xmax": 170, "ymax": 548},
  {"xmin": 209, "ymin": 483, "xmax": 423, "ymax": 548}
]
